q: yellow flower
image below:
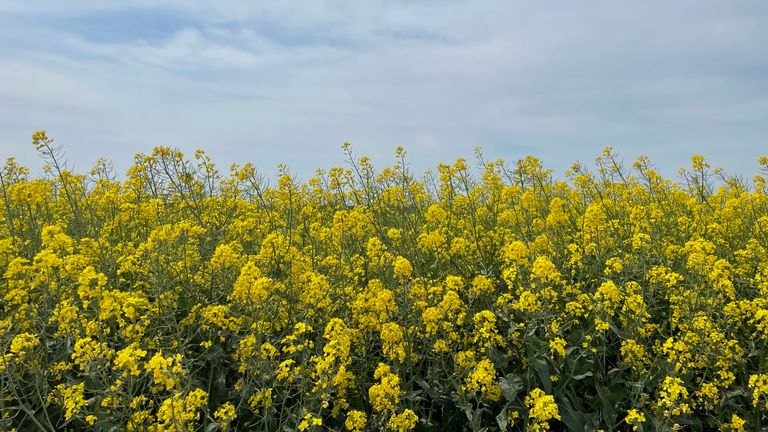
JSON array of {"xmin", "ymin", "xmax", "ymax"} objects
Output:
[
  {"xmin": 248, "ymin": 388, "xmax": 273, "ymax": 410},
  {"xmin": 352, "ymin": 279, "xmax": 398, "ymax": 332},
  {"xmin": 421, "ymin": 307, "xmax": 441, "ymax": 335},
  {"xmin": 276, "ymin": 359, "xmax": 297, "ymax": 381},
  {"xmin": 298, "ymin": 413, "xmax": 322, "ymax": 431},
  {"xmin": 393, "ymin": 256, "xmax": 413, "ymax": 279},
  {"xmin": 387, "ymin": 409, "xmax": 418, "ymax": 432},
  {"xmin": 748, "ymin": 374, "xmax": 768, "ymax": 409},
  {"xmin": 214, "ymin": 402, "xmax": 237, "ymax": 431},
  {"xmin": 9, "ymin": 133, "xmax": 768, "ymax": 431},
  {"xmin": 594, "ymin": 318, "xmax": 610, "ymax": 332},
  {"xmin": 549, "ymin": 337, "xmax": 566, "ymax": 358},
  {"xmin": 49, "ymin": 300, "xmax": 81, "ymax": 337},
  {"xmin": 380, "ymin": 322, "xmax": 407, "ymax": 362},
  {"xmin": 229, "ymin": 262, "xmax": 272, "ymax": 304},
  {"xmin": 464, "ymin": 358, "xmax": 501, "ymax": 401},
  {"xmin": 345, "ymin": 410, "xmax": 367, "ymax": 432},
  {"xmin": 620, "ymin": 339, "xmax": 648, "ymax": 369},
  {"xmin": 425, "ymin": 204, "xmax": 447, "ymax": 224},
  {"xmin": 724, "ymin": 414, "xmax": 746, "ymax": 432},
  {"xmin": 624, "ymin": 409, "xmax": 646, "ymax": 431},
  {"xmin": 387, "ymin": 228, "xmax": 402, "ymax": 242},
  {"xmin": 455, "ymin": 350, "xmax": 476, "ymax": 370},
  {"xmin": 209, "ymin": 242, "xmax": 243, "ymax": 270},
  {"xmin": 604, "ymin": 257, "xmax": 623, "ymax": 275},
  {"xmin": 470, "ymin": 275, "xmax": 494, "ymax": 297},
  {"xmin": 113, "ymin": 343, "xmax": 147, "ymax": 376},
  {"xmin": 531, "ymin": 256, "xmax": 561, "ymax": 283},
  {"xmin": 501, "ymin": 240, "xmax": 529, "ymax": 266},
  {"xmin": 144, "ymin": 352, "xmax": 185, "ymax": 391},
  {"xmin": 656, "ymin": 376, "xmax": 691, "ymax": 417},
  {"xmin": 72, "ymin": 337, "xmax": 114, "ymax": 371},
  {"xmin": 78, "ymin": 266, "xmax": 107, "ymax": 302},
  {"xmin": 525, "ymin": 388, "xmax": 560, "ymax": 432},
  {"xmin": 450, "ymin": 237, "xmax": 469, "ymax": 256},
  {"xmin": 153, "ymin": 388, "xmax": 208, "ymax": 432},
  {"xmin": 515, "ymin": 290, "xmax": 542, "ymax": 312},
  {"xmin": 369, "ymin": 363, "xmax": 401, "ymax": 412},
  {"xmin": 472, "ymin": 310, "xmax": 504, "ymax": 349},
  {"xmin": 52, "ymin": 382, "xmax": 87, "ymax": 421},
  {"xmin": 416, "ymin": 230, "xmax": 448, "ymax": 259},
  {"xmin": 9, "ymin": 332, "xmax": 39, "ymax": 360},
  {"xmin": 199, "ymin": 304, "xmax": 242, "ymax": 332}
]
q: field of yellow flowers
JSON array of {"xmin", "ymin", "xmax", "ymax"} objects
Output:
[{"xmin": 1, "ymin": 131, "xmax": 768, "ymax": 431}]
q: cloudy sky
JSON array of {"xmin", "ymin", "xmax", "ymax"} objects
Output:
[{"xmin": 0, "ymin": 1, "xmax": 766, "ymax": 179}]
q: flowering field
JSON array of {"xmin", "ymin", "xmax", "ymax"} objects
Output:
[{"xmin": 1, "ymin": 132, "xmax": 768, "ymax": 431}]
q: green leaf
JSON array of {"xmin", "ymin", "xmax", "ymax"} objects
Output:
[
  {"xmin": 499, "ymin": 374, "xmax": 523, "ymax": 402},
  {"xmin": 596, "ymin": 385, "xmax": 616, "ymax": 426},
  {"xmin": 559, "ymin": 395, "xmax": 603, "ymax": 432},
  {"xmin": 531, "ymin": 356, "xmax": 552, "ymax": 392},
  {"xmin": 496, "ymin": 407, "xmax": 508, "ymax": 431},
  {"xmin": 571, "ymin": 371, "xmax": 593, "ymax": 381}
]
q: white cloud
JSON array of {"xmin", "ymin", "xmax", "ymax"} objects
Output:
[
  {"xmin": 0, "ymin": 1, "xmax": 767, "ymax": 178},
  {"xmin": 0, "ymin": 61, "xmax": 94, "ymax": 107}
]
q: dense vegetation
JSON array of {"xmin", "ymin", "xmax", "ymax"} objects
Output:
[{"xmin": 1, "ymin": 131, "xmax": 768, "ymax": 431}]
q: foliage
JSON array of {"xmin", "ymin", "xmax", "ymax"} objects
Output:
[{"xmin": 0, "ymin": 132, "xmax": 767, "ymax": 431}]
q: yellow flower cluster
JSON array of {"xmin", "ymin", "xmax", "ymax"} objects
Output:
[
  {"xmin": 9, "ymin": 332, "xmax": 38, "ymax": 361},
  {"xmin": 213, "ymin": 402, "xmax": 237, "ymax": 431},
  {"xmin": 145, "ymin": 352, "xmax": 186, "ymax": 392},
  {"xmin": 392, "ymin": 256, "xmax": 413, "ymax": 280},
  {"xmin": 151, "ymin": 388, "xmax": 208, "ymax": 432},
  {"xmin": 656, "ymin": 376, "xmax": 692, "ymax": 418},
  {"xmin": 2, "ymin": 138, "xmax": 768, "ymax": 430},
  {"xmin": 345, "ymin": 410, "xmax": 367, "ymax": 431},
  {"xmin": 548, "ymin": 337, "xmax": 566, "ymax": 358},
  {"xmin": 113, "ymin": 343, "xmax": 147, "ymax": 376},
  {"xmin": 464, "ymin": 358, "xmax": 501, "ymax": 401},
  {"xmin": 624, "ymin": 409, "xmax": 646, "ymax": 431},
  {"xmin": 525, "ymin": 388, "xmax": 561, "ymax": 432},
  {"xmin": 369, "ymin": 363, "xmax": 401, "ymax": 412},
  {"xmin": 298, "ymin": 413, "xmax": 323, "ymax": 431},
  {"xmin": 748, "ymin": 374, "xmax": 768, "ymax": 409},
  {"xmin": 51, "ymin": 382, "xmax": 87, "ymax": 420},
  {"xmin": 387, "ymin": 409, "xmax": 418, "ymax": 432},
  {"xmin": 380, "ymin": 322, "xmax": 407, "ymax": 362}
]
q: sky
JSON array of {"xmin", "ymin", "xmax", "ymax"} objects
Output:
[{"xmin": 0, "ymin": 1, "xmax": 766, "ymax": 180}]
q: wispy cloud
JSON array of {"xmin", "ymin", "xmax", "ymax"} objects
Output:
[{"xmin": 1, "ymin": 1, "xmax": 767, "ymax": 178}]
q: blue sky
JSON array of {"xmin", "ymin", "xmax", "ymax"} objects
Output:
[{"xmin": 0, "ymin": 1, "xmax": 767, "ymax": 179}]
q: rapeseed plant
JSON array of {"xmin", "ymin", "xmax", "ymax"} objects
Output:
[{"xmin": 0, "ymin": 134, "xmax": 767, "ymax": 430}]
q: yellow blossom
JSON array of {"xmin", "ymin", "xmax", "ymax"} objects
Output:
[{"xmin": 345, "ymin": 410, "xmax": 367, "ymax": 432}]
